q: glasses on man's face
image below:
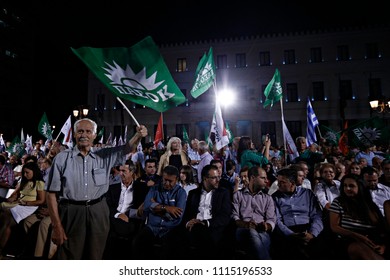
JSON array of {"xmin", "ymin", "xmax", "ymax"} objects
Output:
[{"xmin": 207, "ymin": 176, "xmax": 221, "ymax": 180}]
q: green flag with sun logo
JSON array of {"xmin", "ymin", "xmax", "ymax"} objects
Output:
[
  {"xmin": 71, "ymin": 36, "xmax": 186, "ymax": 112},
  {"xmin": 348, "ymin": 116, "xmax": 390, "ymax": 148},
  {"xmin": 38, "ymin": 112, "xmax": 53, "ymax": 140},
  {"xmin": 190, "ymin": 47, "xmax": 216, "ymax": 98},
  {"xmin": 263, "ymin": 68, "xmax": 283, "ymax": 108}
]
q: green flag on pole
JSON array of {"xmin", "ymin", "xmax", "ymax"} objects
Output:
[
  {"xmin": 225, "ymin": 122, "xmax": 234, "ymax": 144},
  {"xmin": 263, "ymin": 68, "xmax": 283, "ymax": 108},
  {"xmin": 71, "ymin": 36, "xmax": 186, "ymax": 112},
  {"xmin": 190, "ymin": 47, "xmax": 216, "ymax": 98},
  {"xmin": 183, "ymin": 126, "xmax": 190, "ymax": 143},
  {"xmin": 38, "ymin": 112, "xmax": 53, "ymax": 140},
  {"xmin": 320, "ymin": 125, "xmax": 340, "ymax": 146},
  {"xmin": 6, "ymin": 136, "xmax": 25, "ymax": 157}
]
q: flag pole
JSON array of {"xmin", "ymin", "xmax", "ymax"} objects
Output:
[
  {"xmin": 116, "ymin": 97, "xmax": 140, "ymax": 127},
  {"xmin": 280, "ymin": 99, "xmax": 288, "ymax": 166}
]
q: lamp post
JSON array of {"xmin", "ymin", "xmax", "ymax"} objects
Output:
[
  {"xmin": 369, "ymin": 98, "xmax": 389, "ymax": 117},
  {"xmin": 73, "ymin": 105, "xmax": 89, "ymax": 120}
]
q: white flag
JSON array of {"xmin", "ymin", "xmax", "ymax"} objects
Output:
[
  {"xmin": 106, "ymin": 133, "xmax": 112, "ymax": 146},
  {"xmin": 63, "ymin": 128, "xmax": 73, "ymax": 148},
  {"xmin": 112, "ymin": 137, "xmax": 117, "ymax": 147},
  {"xmin": 21, "ymin": 128, "xmax": 25, "ymax": 143},
  {"xmin": 123, "ymin": 125, "xmax": 128, "ymax": 142},
  {"xmin": 282, "ymin": 119, "xmax": 299, "ymax": 162},
  {"xmin": 118, "ymin": 136, "xmax": 124, "ymax": 146},
  {"xmin": 209, "ymin": 100, "xmax": 229, "ymax": 150},
  {"xmin": 60, "ymin": 115, "xmax": 72, "ymax": 137},
  {"xmin": 25, "ymin": 134, "xmax": 33, "ymax": 154}
]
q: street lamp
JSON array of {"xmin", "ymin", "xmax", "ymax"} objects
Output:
[
  {"xmin": 73, "ymin": 105, "xmax": 89, "ymax": 119},
  {"xmin": 369, "ymin": 98, "xmax": 390, "ymax": 113}
]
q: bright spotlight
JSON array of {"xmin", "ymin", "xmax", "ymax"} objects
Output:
[{"xmin": 217, "ymin": 88, "xmax": 235, "ymax": 107}]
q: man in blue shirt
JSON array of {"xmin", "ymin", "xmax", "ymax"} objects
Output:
[
  {"xmin": 132, "ymin": 165, "xmax": 186, "ymax": 259},
  {"xmin": 271, "ymin": 167, "xmax": 323, "ymax": 259}
]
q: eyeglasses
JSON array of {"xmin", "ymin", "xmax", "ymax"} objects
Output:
[{"xmin": 207, "ymin": 176, "xmax": 221, "ymax": 180}]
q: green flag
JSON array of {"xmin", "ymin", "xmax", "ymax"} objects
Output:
[
  {"xmin": 320, "ymin": 125, "xmax": 340, "ymax": 146},
  {"xmin": 6, "ymin": 136, "xmax": 25, "ymax": 157},
  {"xmin": 348, "ymin": 116, "xmax": 390, "ymax": 148},
  {"xmin": 71, "ymin": 36, "xmax": 186, "ymax": 112},
  {"xmin": 190, "ymin": 47, "xmax": 216, "ymax": 98},
  {"xmin": 38, "ymin": 112, "xmax": 53, "ymax": 140},
  {"xmin": 225, "ymin": 122, "xmax": 234, "ymax": 144},
  {"xmin": 263, "ymin": 68, "xmax": 283, "ymax": 108},
  {"xmin": 97, "ymin": 127, "xmax": 105, "ymax": 138},
  {"xmin": 183, "ymin": 126, "xmax": 190, "ymax": 143}
]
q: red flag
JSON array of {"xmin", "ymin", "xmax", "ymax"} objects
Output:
[
  {"xmin": 154, "ymin": 113, "xmax": 164, "ymax": 148},
  {"xmin": 338, "ymin": 120, "xmax": 349, "ymax": 156}
]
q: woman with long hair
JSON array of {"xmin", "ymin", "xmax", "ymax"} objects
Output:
[
  {"xmin": 157, "ymin": 137, "xmax": 189, "ymax": 176},
  {"xmin": 178, "ymin": 165, "xmax": 198, "ymax": 196},
  {"xmin": 329, "ymin": 174, "xmax": 387, "ymax": 259},
  {"xmin": 236, "ymin": 136, "xmax": 270, "ymax": 170}
]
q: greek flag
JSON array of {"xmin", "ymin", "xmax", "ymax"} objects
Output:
[{"xmin": 306, "ymin": 97, "xmax": 319, "ymax": 146}]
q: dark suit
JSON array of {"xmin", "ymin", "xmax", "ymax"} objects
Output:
[
  {"xmin": 104, "ymin": 181, "xmax": 149, "ymax": 259},
  {"xmin": 183, "ymin": 186, "xmax": 232, "ymax": 259}
]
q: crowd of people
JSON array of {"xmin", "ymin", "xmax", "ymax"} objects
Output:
[{"xmin": 1, "ymin": 119, "xmax": 390, "ymax": 260}]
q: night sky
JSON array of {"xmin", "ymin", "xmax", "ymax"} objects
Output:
[{"xmin": 3, "ymin": 0, "xmax": 388, "ymax": 138}]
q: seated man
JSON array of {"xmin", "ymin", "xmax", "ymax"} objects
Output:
[
  {"xmin": 105, "ymin": 160, "xmax": 148, "ymax": 259},
  {"xmin": 132, "ymin": 165, "xmax": 186, "ymax": 259},
  {"xmin": 271, "ymin": 167, "xmax": 324, "ymax": 259},
  {"xmin": 183, "ymin": 164, "xmax": 232, "ymax": 259},
  {"xmin": 232, "ymin": 166, "xmax": 276, "ymax": 259},
  {"xmin": 133, "ymin": 158, "xmax": 161, "ymax": 190}
]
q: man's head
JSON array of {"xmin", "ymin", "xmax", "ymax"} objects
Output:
[
  {"xmin": 248, "ymin": 166, "xmax": 268, "ymax": 193},
  {"xmin": 190, "ymin": 138, "xmax": 199, "ymax": 151},
  {"xmin": 74, "ymin": 118, "xmax": 97, "ymax": 150},
  {"xmin": 144, "ymin": 158, "xmax": 158, "ymax": 176},
  {"xmin": 162, "ymin": 165, "xmax": 179, "ymax": 190},
  {"xmin": 210, "ymin": 159, "xmax": 223, "ymax": 176},
  {"xmin": 239, "ymin": 166, "xmax": 249, "ymax": 187},
  {"xmin": 198, "ymin": 141, "xmax": 209, "ymax": 155},
  {"xmin": 143, "ymin": 142, "xmax": 154, "ymax": 155},
  {"xmin": 277, "ymin": 167, "xmax": 298, "ymax": 194},
  {"xmin": 381, "ymin": 159, "xmax": 390, "ymax": 179},
  {"xmin": 295, "ymin": 136, "xmax": 307, "ymax": 152},
  {"xmin": 119, "ymin": 159, "xmax": 136, "ymax": 186},
  {"xmin": 201, "ymin": 164, "xmax": 219, "ymax": 191},
  {"xmin": 361, "ymin": 166, "xmax": 379, "ymax": 190}
]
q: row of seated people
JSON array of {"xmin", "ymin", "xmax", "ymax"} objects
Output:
[
  {"xmin": 2, "ymin": 157, "xmax": 389, "ymax": 260},
  {"xmin": 103, "ymin": 161, "xmax": 390, "ymax": 260}
]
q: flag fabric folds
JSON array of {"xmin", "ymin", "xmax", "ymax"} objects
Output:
[
  {"xmin": 71, "ymin": 36, "xmax": 186, "ymax": 112},
  {"xmin": 190, "ymin": 47, "xmax": 216, "ymax": 98},
  {"xmin": 106, "ymin": 132, "xmax": 113, "ymax": 146},
  {"xmin": 282, "ymin": 119, "xmax": 299, "ymax": 162},
  {"xmin": 154, "ymin": 113, "xmax": 164, "ymax": 148},
  {"xmin": 225, "ymin": 122, "xmax": 234, "ymax": 144},
  {"xmin": 306, "ymin": 97, "xmax": 319, "ymax": 146},
  {"xmin": 347, "ymin": 116, "xmax": 390, "ymax": 148},
  {"xmin": 182, "ymin": 126, "xmax": 190, "ymax": 143},
  {"xmin": 209, "ymin": 100, "xmax": 229, "ymax": 150},
  {"xmin": 25, "ymin": 135, "xmax": 33, "ymax": 154},
  {"xmin": 263, "ymin": 68, "xmax": 283, "ymax": 108},
  {"xmin": 38, "ymin": 112, "xmax": 53, "ymax": 140},
  {"xmin": 6, "ymin": 136, "xmax": 25, "ymax": 157},
  {"xmin": 339, "ymin": 120, "xmax": 349, "ymax": 156},
  {"xmin": 320, "ymin": 125, "xmax": 340, "ymax": 146}
]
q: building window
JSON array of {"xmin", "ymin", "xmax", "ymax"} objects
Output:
[
  {"xmin": 235, "ymin": 53, "xmax": 246, "ymax": 68},
  {"xmin": 365, "ymin": 43, "xmax": 379, "ymax": 59},
  {"xmin": 286, "ymin": 121, "xmax": 302, "ymax": 141},
  {"xmin": 339, "ymin": 80, "xmax": 353, "ymax": 99},
  {"xmin": 260, "ymin": 122, "xmax": 276, "ymax": 145},
  {"xmin": 216, "ymin": 55, "xmax": 227, "ymax": 69},
  {"xmin": 283, "ymin": 49, "xmax": 296, "ymax": 64},
  {"xmin": 337, "ymin": 45, "xmax": 350, "ymax": 61},
  {"xmin": 310, "ymin": 47, "xmax": 322, "ymax": 63},
  {"xmin": 177, "ymin": 58, "xmax": 187, "ymax": 72},
  {"xmin": 312, "ymin": 81, "xmax": 325, "ymax": 101},
  {"xmin": 286, "ymin": 83, "xmax": 298, "ymax": 102},
  {"xmin": 369, "ymin": 78, "xmax": 382, "ymax": 100},
  {"xmin": 236, "ymin": 120, "xmax": 252, "ymax": 138},
  {"xmin": 259, "ymin": 51, "xmax": 271, "ymax": 66}
]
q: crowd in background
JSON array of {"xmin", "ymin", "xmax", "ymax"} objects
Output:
[{"xmin": 1, "ymin": 128, "xmax": 390, "ymax": 260}]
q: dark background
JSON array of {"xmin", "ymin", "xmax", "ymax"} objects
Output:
[{"xmin": 1, "ymin": 0, "xmax": 388, "ymax": 140}]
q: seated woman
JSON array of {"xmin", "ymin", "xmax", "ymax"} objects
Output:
[
  {"xmin": 1, "ymin": 161, "xmax": 46, "ymax": 226},
  {"xmin": 329, "ymin": 174, "xmax": 387, "ymax": 259}
]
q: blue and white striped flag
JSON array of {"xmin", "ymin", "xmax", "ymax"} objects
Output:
[{"xmin": 306, "ymin": 97, "xmax": 319, "ymax": 146}]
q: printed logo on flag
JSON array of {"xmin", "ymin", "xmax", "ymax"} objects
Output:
[
  {"xmin": 103, "ymin": 62, "xmax": 175, "ymax": 104},
  {"xmin": 191, "ymin": 62, "xmax": 214, "ymax": 93}
]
